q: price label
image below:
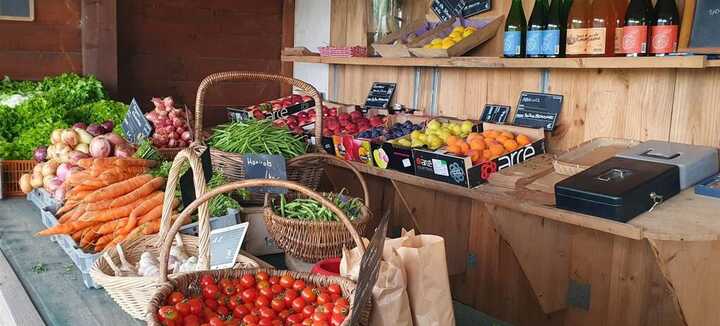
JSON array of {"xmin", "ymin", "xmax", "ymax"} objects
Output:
[
  {"xmin": 121, "ymin": 98, "xmax": 153, "ymax": 144},
  {"xmin": 363, "ymin": 82, "xmax": 397, "ymax": 110},
  {"xmin": 431, "ymin": 0, "xmax": 464, "ymax": 21},
  {"xmin": 514, "ymin": 91, "xmax": 564, "ymax": 131},
  {"xmin": 462, "ymin": 0, "xmax": 492, "ymax": 17},
  {"xmin": 210, "ymin": 222, "xmax": 249, "ymax": 270},
  {"xmin": 243, "ymin": 154, "xmax": 288, "ymax": 194},
  {"xmin": 481, "ymin": 104, "xmax": 511, "ymax": 123}
]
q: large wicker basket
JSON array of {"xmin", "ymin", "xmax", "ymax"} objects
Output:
[
  {"xmin": 264, "ymin": 155, "xmax": 372, "ymax": 262},
  {"xmin": 194, "ymin": 71, "xmax": 326, "ymax": 188},
  {"xmin": 90, "ymin": 146, "xmax": 260, "ymax": 320},
  {"xmin": 145, "ymin": 179, "xmax": 369, "ymax": 325}
]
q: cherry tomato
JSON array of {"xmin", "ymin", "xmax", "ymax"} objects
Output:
[
  {"xmin": 330, "ymin": 313, "xmax": 346, "ymax": 326},
  {"xmin": 259, "ymin": 306, "xmax": 276, "ymax": 319},
  {"xmin": 259, "ymin": 287, "xmax": 273, "ymax": 298},
  {"xmin": 240, "ymin": 274, "xmax": 256, "ymax": 288},
  {"xmin": 203, "ymin": 284, "xmax": 221, "ymax": 300},
  {"xmin": 269, "ymin": 276, "xmax": 280, "ymax": 285},
  {"xmin": 301, "ymin": 287, "xmax": 317, "ymax": 303},
  {"xmin": 161, "ymin": 320, "xmax": 177, "ymax": 326},
  {"xmin": 278, "ymin": 309, "xmax": 290, "ymax": 320},
  {"xmin": 158, "ymin": 306, "xmax": 179, "ymax": 321},
  {"xmin": 228, "ymin": 294, "xmax": 242, "ymax": 309},
  {"xmin": 200, "ymin": 275, "xmax": 216, "ymax": 287},
  {"xmin": 257, "ymin": 280, "xmax": 271, "ymax": 290},
  {"xmin": 291, "ymin": 297, "xmax": 307, "ymax": 311},
  {"xmin": 329, "ymin": 293, "xmax": 340, "ymax": 302},
  {"xmin": 218, "ymin": 295, "xmax": 231, "ymax": 307},
  {"xmin": 284, "ymin": 289, "xmax": 299, "ymax": 306},
  {"xmin": 168, "ymin": 291, "xmax": 185, "ymax": 305},
  {"xmin": 312, "ymin": 320, "xmax": 329, "ymax": 326},
  {"xmin": 302, "ymin": 318, "xmax": 313, "ymax": 326},
  {"xmin": 326, "ymin": 284, "xmax": 342, "ymax": 296},
  {"xmin": 219, "ymin": 278, "xmax": 233, "ymax": 289},
  {"xmin": 216, "ymin": 305, "xmax": 229, "ymax": 317},
  {"xmin": 233, "ymin": 305, "xmax": 250, "ymax": 318},
  {"xmin": 255, "ymin": 295, "xmax": 271, "ymax": 308},
  {"xmin": 204, "ymin": 306, "xmax": 219, "ymax": 320},
  {"xmin": 183, "ymin": 314, "xmax": 201, "ymax": 326},
  {"xmin": 188, "ymin": 298, "xmax": 204, "ymax": 315},
  {"xmin": 175, "ymin": 300, "xmax": 191, "ymax": 316},
  {"xmin": 316, "ymin": 293, "xmax": 332, "ymax": 305},
  {"xmin": 270, "ymin": 298, "xmax": 285, "ymax": 312},
  {"xmin": 256, "ymin": 271, "xmax": 270, "ymax": 282},
  {"xmin": 209, "ymin": 316, "xmax": 225, "ymax": 326},
  {"xmin": 301, "ymin": 305, "xmax": 315, "ymax": 318},
  {"xmin": 222, "ymin": 284, "xmax": 236, "ymax": 296},
  {"xmin": 243, "ymin": 314, "xmax": 260, "ymax": 324},
  {"xmin": 312, "ymin": 311, "xmax": 329, "ymax": 322},
  {"xmin": 205, "ymin": 299, "xmax": 219, "ymax": 311},
  {"xmin": 225, "ymin": 320, "xmax": 241, "ymax": 326},
  {"xmin": 271, "ymin": 284, "xmax": 284, "ymax": 295},
  {"xmin": 258, "ymin": 318, "xmax": 274, "ymax": 326},
  {"xmin": 242, "ymin": 288, "xmax": 259, "ymax": 302},
  {"xmin": 287, "ymin": 313, "xmax": 304, "ymax": 324},
  {"xmin": 292, "ymin": 280, "xmax": 306, "ymax": 291},
  {"xmin": 280, "ymin": 275, "xmax": 295, "ymax": 289},
  {"xmin": 334, "ymin": 298, "xmax": 349, "ymax": 308},
  {"xmin": 331, "ymin": 304, "xmax": 348, "ymax": 316}
]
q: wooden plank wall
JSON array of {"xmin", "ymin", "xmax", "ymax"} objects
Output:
[
  {"xmin": 116, "ymin": 0, "xmax": 286, "ymax": 127},
  {"xmin": 0, "ymin": 0, "xmax": 82, "ymax": 79}
]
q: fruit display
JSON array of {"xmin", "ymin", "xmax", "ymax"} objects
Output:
[
  {"xmin": 145, "ymin": 97, "xmax": 192, "ymax": 149},
  {"xmin": 322, "ymin": 108, "xmax": 385, "ymax": 138},
  {"xmin": 154, "ymin": 272, "xmax": 351, "ymax": 326},
  {"xmin": 423, "ymin": 26, "xmax": 477, "ymax": 49},
  {"xmin": 391, "ymin": 119, "xmax": 475, "ymax": 149},
  {"xmin": 273, "ymin": 106, "xmax": 321, "ymax": 135},
  {"xmin": 446, "ymin": 130, "xmax": 533, "ymax": 165},
  {"xmin": 357, "ymin": 120, "xmax": 423, "ymax": 140},
  {"xmin": 245, "ymin": 95, "xmax": 314, "ymax": 121}
]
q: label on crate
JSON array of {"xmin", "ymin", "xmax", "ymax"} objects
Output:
[
  {"xmin": 242, "ymin": 154, "xmax": 288, "ymax": 194},
  {"xmin": 364, "ymin": 82, "xmax": 397, "ymax": 110},
  {"xmin": 650, "ymin": 25, "xmax": 678, "ymax": 54},
  {"xmin": 179, "ymin": 147, "xmax": 214, "ymax": 208},
  {"xmin": 622, "ymin": 25, "xmax": 648, "ymax": 54},
  {"xmin": 542, "ymin": 29, "xmax": 561, "ymax": 56},
  {"xmin": 504, "ymin": 31, "xmax": 522, "ymax": 56},
  {"xmin": 121, "ymin": 98, "xmax": 153, "ymax": 144},
  {"xmin": 210, "ymin": 222, "xmax": 249, "ymax": 270},
  {"xmin": 514, "ymin": 91, "xmax": 564, "ymax": 131}
]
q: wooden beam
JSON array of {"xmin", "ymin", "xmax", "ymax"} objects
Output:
[
  {"xmin": 81, "ymin": 0, "xmax": 118, "ymax": 97},
  {"xmin": 281, "ymin": 0, "xmax": 295, "ymax": 96}
]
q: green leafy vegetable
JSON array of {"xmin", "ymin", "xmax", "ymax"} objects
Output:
[
  {"xmin": 134, "ymin": 138, "xmax": 162, "ymax": 161},
  {"xmin": 208, "ymin": 120, "xmax": 307, "ymax": 159}
]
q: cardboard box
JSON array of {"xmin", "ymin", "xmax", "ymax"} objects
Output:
[
  {"xmin": 371, "ymin": 19, "xmax": 441, "ymax": 58},
  {"xmin": 227, "ymin": 95, "xmax": 315, "ymax": 122},
  {"xmin": 408, "ymin": 15, "xmax": 504, "ymax": 58},
  {"xmin": 413, "ymin": 123, "xmax": 546, "ymax": 188},
  {"xmin": 241, "ymin": 207, "xmax": 283, "ymax": 256}
]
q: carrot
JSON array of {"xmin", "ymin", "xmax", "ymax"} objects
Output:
[
  {"xmin": 114, "ymin": 158, "xmax": 156, "ymax": 169},
  {"xmin": 86, "ymin": 177, "xmax": 165, "ymax": 212},
  {"xmin": 120, "ymin": 191, "xmax": 164, "ymax": 235},
  {"xmin": 60, "ymin": 204, "xmax": 86, "ymax": 224},
  {"xmin": 138, "ymin": 205, "xmax": 164, "ymax": 225},
  {"xmin": 141, "ymin": 220, "xmax": 161, "ymax": 235},
  {"xmin": 80, "ymin": 224, "xmax": 102, "ymax": 248},
  {"xmin": 98, "ymin": 218, "xmax": 128, "ymax": 235},
  {"xmin": 77, "ymin": 158, "xmax": 96, "ymax": 170},
  {"xmin": 57, "ymin": 200, "xmax": 80, "ymax": 216},
  {"xmin": 67, "ymin": 190, "xmax": 93, "ymax": 201},
  {"xmin": 71, "ymin": 229, "xmax": 84, "ymax": 242},
  {"xmin": 95, "ymin": 233, "xmax": 114, "ymax": 251},
  {"xmin": 80, "ymin": 195, "xmax": 147, "ymax": 223},
  {"xmin": 36, "ymin": 223, "xmax": 73, "ymax": 236},
  {"xmin": 67, "ymin": 170, "xmax": 91, "ymax": 185},
  {"xmin": 84, "ymin": 174, "xmax": 153, "ymax": 203}
]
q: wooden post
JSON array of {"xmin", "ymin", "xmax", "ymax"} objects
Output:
[
  {"xmin": 281, "ymin": 0, "xmax": 295, "ymax": 96},
  {"xmin": 81, "ymin": 0, "xmax": 118, "ymax": 97}
]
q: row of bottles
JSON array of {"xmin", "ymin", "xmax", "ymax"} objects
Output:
[{"xmin": 504, "ymin": 0, "xmax": 680, "ymax": 58}]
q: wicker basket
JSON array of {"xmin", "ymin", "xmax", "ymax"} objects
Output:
[
  {"xmin": 145, "ymin": 179, "xmax": 369, "ymax": 325},
  {"xmin": 90, "ymin": 146, "xmax": 261, "ymax": 320},
  {"xmin": 1, "ymin": 159, "xmax": 35, "ymax": 198},
  {"xmin": 264, "ymin": 155, "xmax": 372, "ymax": 262}
]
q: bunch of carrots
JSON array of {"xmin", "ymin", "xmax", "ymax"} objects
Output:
[{"xmin": 35, "ymin": 157, "xmax": 180, "ymax": 252}]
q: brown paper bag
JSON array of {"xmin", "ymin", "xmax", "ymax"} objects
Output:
[
  {"xmin": 386, "ymin": 230, "xmax": 455, "ymax": 326},
  {"xmin": 340, "ymin": 239, "xmax": 413, "ymax": 326}
]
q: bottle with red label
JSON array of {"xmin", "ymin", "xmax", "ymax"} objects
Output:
[
  {"xmin": 622, "ymin": 0, "xmax": 652, "ymax": 56},
  {"xmin": 650, "ymin": 0, "xmax": 680, "ymax": 56}
]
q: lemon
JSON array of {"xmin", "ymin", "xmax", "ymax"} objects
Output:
[
  {"xmin": 463, "ymin": 28, "xmax": 475, "ymax": 38},
  {"xmin": 430, "ymin": 38, "xmax": 443, "ymax": 45},
  {"xmin": 427, "ymin": 120, "xmax": 441, "ymax": 131},
  {"xmin": 410, "ymin": 130, "xmax": 422, "ymax": 140},
  {"xmin": 452, "ymin": 26, "xmax": 465, "ymax": 34},
  {"xmin": 417, "ymin": 133, "xmax": 428, "ymax": 143},
  {"xmin": 397, "ymin": 138, "xmax": 412, "ymax": 147},
  {"xmin": 461, "ymin": 120, "xmax": 474, "ymax": 133},
  {"xmin": 437, "ymin": 130, "xmax": 451, "ymax": 142},
  {"xmin": 451, "ymin": 34, "xmax": 464, "ymax": 43},
  {"xmin": 411, "ymin": 139, "xmax": 426, "ymax": 148},
  {"xmin": 423, "ymin": 44, "xmax": 433, "ymax": 49},
  {"xmin": 450, "ymin": 31, "xmax": 462, "ymax": 38}
]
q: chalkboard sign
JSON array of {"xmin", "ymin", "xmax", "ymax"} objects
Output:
[
  {"xmin": 180, "ymin": 147, "xmax": 214, "ymax": 208},
  {"xmin": 0, "ymin": 0, "xmax": 33, "ymax": 21},
  {"xmin": 481, "ymin": 104, "xmax": 511, "ymax": 123},
  {"xmin": 349, "ymin": 211, "xmax": 390, "ymax": 326},
  {"xmin": 363, "ymin": 82, "xmax": 397, "ymax": 110},
  {"xmin": 513, "ymin": 91, "xmax": 564, "ymax": 131},
  {"xmin": 462, "ymin": 0, "xmax": 492, "ymax": 17},
  {"xmin": 210, "ymin": 222, "xmax": 249, "ymax": 270},
  {"xmin": 121, "ymin": 98, "xmax": 153, "ymax": 144},
  {"xmin": 431, "ymin": 0, "xmax": 464, "ymax": 21},
  {"xmin": 242, "ymin": 154, "xmax": 288, "ymax": 194},
  {"xmin": 680, "ymin": 0, "xmax": 720, "ymax": 53}
]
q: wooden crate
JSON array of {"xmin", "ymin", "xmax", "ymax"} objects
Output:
[
  {"xmin": 408, "ymin": 15, "xmax": 504, "ymax": 58},
  {"xmin": 1, "ymin": 160, "xmax": 35, "ymax": 198},
  {"xmin": 371, "ymin": 19, "xmax": 443, "ymax": 58}
]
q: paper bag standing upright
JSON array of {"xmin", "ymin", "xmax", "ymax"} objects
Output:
[{"xmin": 387, "ymin": 230, "xmax": 455, "ymax": 326}]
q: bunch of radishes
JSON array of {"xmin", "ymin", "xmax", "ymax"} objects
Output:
[{"xmin": 145, "ymin": 97, "xmax": 192, "ymax": 148}]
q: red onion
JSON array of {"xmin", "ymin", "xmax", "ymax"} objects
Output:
[
  {"xmin": 104, "ymin": 133, "xmax": 127, "ymax": 146},
  {"xmin": 114, "ymin": 143, "xmax": 136, "ymax": 158},
  {"xmin": 146, "ymin": 111, "xmax": 159, "ymax": 122},
  {"xmin": 72, "ymin": 122, "xmax": 88, "ymax": 129},
  {"xmin": 172, "ymin": 118, "xmax": 184, "ymax": 128},
  {"xmin": 69, "ymin": 150, "xmax": 90, "ymax": 164},
  {"xmin": 163, "ymin": 97, "xmax": 174, "ymax": 108},
  {"xmin": 90, "ymin": 137, "xmax": 112, "ymax": 158},
  {"xmin": 56, "ymin": 163, "xmax": 73, "ymax": 181}
]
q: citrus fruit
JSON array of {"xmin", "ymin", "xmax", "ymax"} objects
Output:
[
  {"xmin": 466, "ymin": 132, "xmax": 484, "ymax": 143},
  {"xmin": 470, "ymin": 139, "xmax": 486, "ymax": 151},
  {"xmin": 459, "ymin": 142, "xmax": 470, "ymax": 155},
  {"xmin": 483, "ymin": 130, "xmax": 500, "ymax": 138},
  {"xmin": 516, "ymin": 134, "xmax": 531, "ymax": 146},
  {"xmin": 489, "ymin": 144, "xmax": 505, "ymax": 156},
  {"xmin": 451, "ymin": 34, "xmax": 463, "ymax": 42},
  {"xmin": 447, "ymin": 144, "xmax": 462, "ymax": 155},
  {"xmin": 502, "ymin": 139, "xmax": 519, "ymax": 152},
  {"xmin": 483, "ymin": 149, "xmax": 493, "ymax": 160},
  {"xmin": 446, "ymin": 135, "xmax": 461, "ymax": 146},
  {"xmin": 468, "ymin": 149, "xmax": 482, "ymax": 164},
  {"xmin": 431, "ymin": 38, "xmax": 443, "ymax": 45},
  {"xmin": 462, "ymin": 28, "xmax": 475, "ymax": 37},
  {"xmin": 452, "ymin": 26, "xmax": 465, "ymax": 34},
  {"xmin": 500, "ymin": 131, "xmax": 515, "ymax": 139},
  {"xmin": 441, "ymin": 39, "xmax": 456, "ymax": 49}
]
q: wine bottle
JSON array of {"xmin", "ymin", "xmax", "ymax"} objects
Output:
[
  {"xmin": 562, "ymin": 0, "xmax": 574, "ymax": 27},
  {"xmin": 504, "ymin": 0, "xmax": 527, "ymax": 58},
  {"xmin": 544, "ymin": 0, "xmax": 565, "ymax": 57},
  {"xmin": 623, "ymin": 0, "xmax": 651, "ymax": 56},
  {"xmin": 588, "ymin": 0, "xmax": 616, "ymax": 56},
  {"xmin": 566, "ymin": 0, "xmax": 590, "ymax": 57},
  {"xmin": 613, "ymin": 0, "xmax": 628, "ymax": 55},
  {"xmin": 650, "ymin": 0, "xmax": 680, "ymax": 56},
  {"xmin": 527, "ymin": 0, "xmax": 548, "ymax": 57}
]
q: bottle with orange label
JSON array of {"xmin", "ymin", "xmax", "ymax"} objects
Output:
[
  {"xmin": 588, "ymin": 0, "xmax": 616, "ymax": 56},
  {"xmin": 566, "ymin": 0, "xmax": 590, "ymax": 57},
  {"xmin": 613, "ymin": 0, "xmax": 628, "ymax": 56},
  {"xmin": 622, "ymin": 0, "xmax": 652, "ymax": 56},
  {"xmin": 650, "ymin": 0, "xmax": 680, "ymax": 56}
]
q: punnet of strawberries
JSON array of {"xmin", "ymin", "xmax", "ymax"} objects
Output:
[{"xmin": 155, "ymin": 271, "xmax": 351, "ymax": 326}]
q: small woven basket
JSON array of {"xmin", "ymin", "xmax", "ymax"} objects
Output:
[
  {"xmin": 264, "ymin": 155, "xmax": 372, "ymax": 262},
  {"xmin": 90, "ymin": 146, "xmax": 261, "ymax": 320},
  {"xmin": 145, "ymin": 179, "xmax": 370, "ymax": 325}
]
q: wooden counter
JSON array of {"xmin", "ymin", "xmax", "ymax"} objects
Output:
[{"xmin": 325, "ymin": 160, "xmax": 720, "ymax": 326}]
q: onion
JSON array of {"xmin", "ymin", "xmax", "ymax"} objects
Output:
[
  {"xmin": 104, "ymin": 133, "xmax": 127, "ymax": 146},
  {"xmin": 61, "ymin": 129, "xmax": 79, "ymax": 147},
  {"xmin": 42, "ymin": 161, "xmax": 59, "ymax": 177},
  {"xmin": 33, "ymin": 163, "xmax": 43, "ymax": 175},
  {"xmin": 51, "ymin": 129, "xmax": 63, "ymax": 144},
  {"xmin": 72, "ymin": 122, "xmax": 87, "ymax": 129},
  {"xmin": 56, "ymin": 163, "xmax": 72, "ymax": 181},
  {"xmin": 31, "ymin": 172, "xmax": 43, "ymax": 188},
  {"xmin": 74, "ymin": 128, "xmax": 94, "ymax": 144},
  {"xmin": 114, "ymin": 143, "xmax": 136, "ymax": 158},
  {"xmin": 87, "ymin": 124, "xmax": 104, "ymax": 137},
  {"xmin": 42, "ymin": 175, "xmax": 54, "ymax": 189},
  {"xmin": 19, "ymin": 174, "xmax": 32, "ymax": 194},
  {"xmin": 34, "ymin": 146, "xmax": 48, "ymax": 162},
  {"xmin": 47, "ymin": 177, "xmax": 62, "ymax": 193},
  {"xmin": 90, "ymin": 137, "xmax": 112, "ymax": 158},
  {"xmin": 69, "ymin": 150, "xmax": 90, "ymax": 164},
  {"xmin": 102, "ymin": 121, "xmax": 114, "ymax": 131},
  {"xmin": 74, "ymin": 143, "xmax": 90, "ymax": 154},
  {"xmin": 172, "ymin": 118, "xmax": 184, "ymax": 128},
  {"xmin": 146, "ymin": 111, "xmax": 159, "ymax": 122},
  {"xmin": 54, "ymin": 187, "xmax": 66, "ymax": 202}
]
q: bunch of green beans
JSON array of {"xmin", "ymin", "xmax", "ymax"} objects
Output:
[
  {"xmin": 208, "ymin": 120, "xmax": 307, "ymax": 159},
  {"xmin": 276, "ymin": 189, "xmax": 363, "ymax": 222}
]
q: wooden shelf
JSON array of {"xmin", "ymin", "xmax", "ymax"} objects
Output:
[{"xmin": 283, "ymin": 55, "xmax": 718, "ymax": 69}]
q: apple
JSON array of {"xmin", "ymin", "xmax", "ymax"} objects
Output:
[{"xmin": 350, "ymin": 111, "xmax": 363, "ymax": 121}]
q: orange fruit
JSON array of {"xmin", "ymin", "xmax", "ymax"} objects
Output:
[
  {"xmin": 485, "ymin": 138, "xmax": 500, "ymax": 146},
  {"xmin": 502, "ymin": 139, "xmax": 519, "ymax": 152},
  {"xmin": 482, "ymin": 130, "xmax": 499, "ymax": 138},
  {"xmin": 467, "ymin": 149, "xmax": 482, "ymax": 164},
  {"xmin": 516, "ymin": 134, "xmax": 531, "ymax": 146},
  {"xmin": 489, "ymin": 144, "xmax": 505, "ymax": 156},
  {"xmin": 495, "ymin": 135, "xmax": 510, "ymax": 143},
  {"xmin": 466, "ymin": 132, "xmax": 484, "ymax": 143},
  {"xmin": 459, "ymin": 142, "xmax": 470, "ymax": 155},
  {"xmin": 446, "ymin": 135, "xmax": 461, "ymax": 146},
  {"xmin": 447, "ymin": 144, "xmax": 462, "ymax": 155},
  {"xmin": 500, "ymin": 131, "xmax": 515, "ymax": 139},
  {"xmin": 483, "ymin": 149, "xmax": 493, "ymax": 160},
  {"xmin": 469, "ymin": 139, "xmax": 486, "ymax": 151}
]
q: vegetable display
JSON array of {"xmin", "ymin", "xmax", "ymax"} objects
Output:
[
  {"xmin": 154, "ymin": 272, "xmax": 351, "ymax": 326},
  {"xmin": 208, "ymin": 120, "xmax": 307, "ymax": 159},
  {"xmin": 145, "ymin": 97, "xmax": 192, "ymax": 149},
  {"xmin": 276, "ymin": 190, "xmax": 363, "ymax": 222}
]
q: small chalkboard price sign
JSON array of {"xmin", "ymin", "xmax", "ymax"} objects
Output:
[
  {"xmin": 481, "ymin": 104, "xmax": 511, "ymax": 123},
  {"xmin": 513, "ymin": 91, "xmax": 564, "ymax": 131},
  {"xmin": 242, "ymin": 154, "xmax": 288, "ymax": 194},
  {"xmin": 349, "ymin": 211, "xmax": 390, "ymax": 326},
  {"xmin": 431, "ymin": 0, "xmax": 464, "ymax": 21},
  {"xmin": 180, "ymin": 147, "xmax": 214, "ymax": 208},
  {"xmin": 679, "ymin": 0, "xmax": 720, "ymax": 53},
  {"xmin": 210, "ymin": 222, "xmax": 249, "ymax": 270},
  {"xmin": 364, "ymin": 82, "xmax": 397, "ymax": 110},
  {"xmin": 122, "ymin": 98, "xmax": 153, "ymax": 144},
  {"xmin": 462, "ymin": 0, "xmax": 492, "ymax": 17}
]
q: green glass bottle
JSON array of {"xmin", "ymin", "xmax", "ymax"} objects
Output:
[
  {"xmin": 504, "ymin": 0, "xmax": 527, "ymax": 58},
  {"xmin": 544, "ymin": 0, "xmax": 565, "ymax": 57},
  {"xmin": 562, "ymin": 0, "xmax": 574, "ymax": 27},
  {"xmin": 527, "ymin": 0, "xmax": 548, "ymax": 58}
]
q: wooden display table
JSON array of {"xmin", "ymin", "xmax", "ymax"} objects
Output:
[{"xmin": 326, "ymin": 160, "xmax": 719, "ymax": 326}]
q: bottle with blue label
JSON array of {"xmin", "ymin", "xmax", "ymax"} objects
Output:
[
  {"xmin": 527, "ymin": 0, "xmax": 548, "ymax": 57},
  {"xmin": 504, "ymin": 0, "xmax": 527, "ymax": 58},
  {"xmin": 543, "ymin": 0, "xmax": 564, "ymax": 57}
]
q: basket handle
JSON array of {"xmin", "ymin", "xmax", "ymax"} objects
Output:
[
  {"xmin": 156, "ymin": 146, "xmax": 212, "ymax": 269},
  {"xmin": 158, "ymin": 179, "xmax": 366, "ymax": 282},
  {"xmin": 194, "ymin": 71, "xmax": 324, "ymax": 147},
  {"xmin": 287, "ymin": 153, "xmax": 370, "ymax": 208}
]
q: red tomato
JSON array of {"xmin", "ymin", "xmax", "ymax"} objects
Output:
[
  {"xmin": 280, "ymin": 275, "xmax": 295, "ymax": 289},
  {"xmin": 330, "ymin": 313, "xmax": 346, "ymax": 326},
  {"xmin": 269, "ymin": 276, "xmax": 280, "ymax": 285},
  {"xmin": 219, "ymin": 278, "xmax": 233, "ymax": 289},
  {"xmin": 205, "ymin": 299, "xmax": 219, "ymax": 311},
  {"xmin": 259, "ymin": 307, "xmax": 276, "ymax": 319},
  {"xmin": 161, "ymin": 320, "xmax": 176, "ymax": 326},
  {"xmin": 168, "ymin": 291, "xmax": 185, "ymax": 305},
  {"xmin": 243, "ymin": 314, "xmax": 260, "ymax": 324},
  {"xmin": 203, "ymin": 284, "xmax": 221, "ymax": 300},
  {"xmin": 217, "ymin": 295, "xmax": 230, "ymax": 307},
  {"xmin": 329, "ymin": 293, "xmax": 340, "ymax": 302},
  {"xmin": 240, "ymin": 274, "xmax": 256, "ymax": 288},
  {"xmin": 326, "ymin": 284, "xmax": 342, "ymax": 296},
  {"xmin": 255, "ymin": 295, "xmax": 271, "ymax": 308},
  {"xmin": 271, "ymin": 284, "xmax": 284, "ymax": 295},
  {"xmin": 287, "ymin": 313, "xmax": 304, "ymax": 324},
  {"xmin": 225, "ymin": 320, "xmax": 241, "ymax": 326},
  {"xmin": 301, "ymin": 318, "xmax": 313, "ymax": 326},
  {"xmin": 200, "ymin": 275, "xmax": 216, "ymax": 287},
  {"xmin": 158, "ymin": 306, "xmax": 179, "ymax": 321},
  {"xmin": 256, "ymin": 272, "xmax": 270, "ymax": 282},
  {"xmin": 258, "ymin": 318, "xmax": 274, "ymax": 326},
  {"xmin": 257, "ymin": 280, "xmax": 271, "ymax": 290},
  {"xmin": 291, "ymin": 297, "xmax": 307, "ymax": 311},
  {"xmin": 284, "ymin": 290, "xmax": 299, "ymax": 306},
  {"xmin": 301, "ymin": 287, "xmax": 317, "ymax": 303},
  {"xmin": 316, "ymin": 293, "xmax": 332, "ymax": 305},
  {"xmin": 188, "ymin": 298, "xmax": 204, "ymax": 315},
  {"xmin": 301, "ymin": 305, "xmax": 315, "ymax": 318},
  {"xmin": 270, "ymin": 298, "xmax": 285, "ymax": 312},
  {"xmin": 222, "ymin": 283, "xmax": 236, "ymax": 296},
  {"xmin": 216, "ymin": 305, "xmax": 229, "ymax": 317},
  {"xmin": 209, "ymin": 316, "xmax": 225, "ymax": 326},
  {"xmin": 331, "ymin": 304, "xmax": 348, "ymax": 316},
  {"xmin": 272, "ymin": 320, "xmax": 283, "ymax": 326},
  {"xmin": 183, "ymin": 314, "xmax": 201, "ymax": 326},
  {"xmin": 242, "ymin": 288, "xmax": 259, "ymax": 302},
  {"xmin": 175, "ymin": 301, "xmax": 191, "ymax": 316},
  {"xmin": 228, "ymin": 294, "xmax": 242, "ymax": 309},
  {"xmin": 292, "ymin": 280, "xmax": 306, "ymax": 291},
  {"xmin": 312, "ymin": 321, "xmax": 329, "ymax": 326},
  {"xmin": 312, "ymin": 311, "xmax": 329, "ymax": 322},
  {"xmin": 334, "ymin": 298, "xmax": 349, "ymax": 308},
  {"xmin": 259, "ymin": 287, "xmax": 273, "ymax": 298},
  {"xmin": 203, "ymin": 306, "xmax": 219, "ymax": 320},
  {"xmin": 278, "ymin": 309, "xmax": 290, "ymax": 320},
  {"xmin": 233, "ymin": 305, "xmax": 250, "ymax": 318}
]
